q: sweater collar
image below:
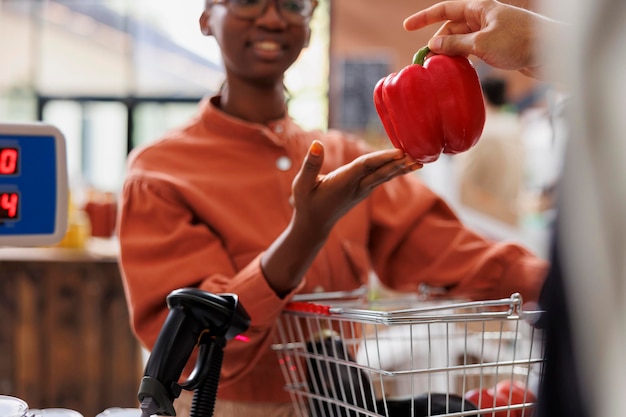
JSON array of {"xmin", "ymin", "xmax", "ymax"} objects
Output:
[{"xmin": 199, "ymin": 95, "xmax": 302, "ymax": 147}]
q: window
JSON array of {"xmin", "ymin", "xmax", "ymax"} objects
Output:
[
  {"xmin": 133, "ymin": 101, "xmax": 199, "ymax": 149},
  {"xmin": 43, "ymin": 100, "xmax": 127, "ymax": 192},
  {"xmin": 0, "ymin": 0, "xmax": 330, "ymax": 194}
]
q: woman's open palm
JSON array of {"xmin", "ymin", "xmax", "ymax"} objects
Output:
[{"xmin": 291, "ymin": 141, "xmax": 420, "ymax": 235}]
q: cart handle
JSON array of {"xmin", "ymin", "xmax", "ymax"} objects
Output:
[{"xmin": 284, "ymin": 301, "xmax": 332, "ymax": 315}]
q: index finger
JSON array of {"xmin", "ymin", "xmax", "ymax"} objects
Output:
[
  {"xmin": 403, "ymin": 1, "xmax": 471, "ymax": 31},
  {"xmin": 353, "ymin": 152, "xmax": 417, "ymax": 191},
  {"xmin": 350, "ymin": 148, "xmax": 406, "ymax": 171}
]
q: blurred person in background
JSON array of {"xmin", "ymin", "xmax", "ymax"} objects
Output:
[
  {"xmin": 455, "ymin": 76, "xmax": 526, "ymax": 226},
  {"xmin": 117, "ymin": 0, "xmax": 548, "ymax": 416},
  {"xmin": 405, "ymin": 0, "xmax": 626, "ymax": 415}
]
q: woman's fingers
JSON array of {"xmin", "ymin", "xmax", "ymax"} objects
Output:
[
  {"xmin": 302, "ymin": 140, "xmax": 324, "ymax": 176},
  {"xmin": 355, "ymin": 153, "xmax": 421, "ymax": 192},
  {"xmin": 291, "ymin": 143, "xmax": 420, "ymax": 227},
  {"xmin": 292, "ymin": 140, "xmax": 324, "ymax": 198},
  {"xmin": 355, "ymin": 148, "xmax": 406, "ymax": 171}
]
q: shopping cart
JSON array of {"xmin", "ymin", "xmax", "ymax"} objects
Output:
[{"xmin": 272, "ymin": 290, "xmax": 544, "ymax": 417}]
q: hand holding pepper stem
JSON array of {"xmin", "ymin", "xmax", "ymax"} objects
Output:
[{"xmin": 402, "ymin": 0, "xmax": 563, "ymax": 78}]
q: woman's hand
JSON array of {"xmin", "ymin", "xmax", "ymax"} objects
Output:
[
  {"xmin": 261, "ymin": 141, "xmax": 420, "ymax": 296},
  {"xmin": 291, "ymin": 141, "xmax": 420, "ymax": 235},
  {"xmin": 403, "ymin": 0, "xmax": 557, "ymax": 77}
]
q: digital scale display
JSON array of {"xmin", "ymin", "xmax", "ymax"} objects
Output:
[{"xmin": 0, "ymin": 123, "xmax": 68, "ymax": 246}]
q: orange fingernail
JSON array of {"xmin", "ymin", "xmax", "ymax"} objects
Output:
[{"xmin": 310, "ymin": 141, "xmax": 322, "ymax": 156}]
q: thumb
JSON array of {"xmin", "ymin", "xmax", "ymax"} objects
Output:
[
  {"xmin": 428, "ymin": 34, "xmax": 474, "ymax": 57},
  {"xmin": 292, "ymin": 140, "xmax": 324, "ymax": 200}
]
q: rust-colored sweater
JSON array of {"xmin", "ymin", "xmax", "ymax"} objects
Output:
[{"xmin": 118, "ymin": 96, "xmax": 547, "ymax": 404}]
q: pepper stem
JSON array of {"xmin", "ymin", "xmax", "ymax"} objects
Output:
[{"xmin": 413, "ymin": 46, "xmax": 431, "ymax": 66}]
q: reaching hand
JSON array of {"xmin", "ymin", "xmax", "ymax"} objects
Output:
[
  {"xmin": 261, "ymin": 140, "xmax": 420, "ymax": 296},
  {"xmin": 291, "ymin": 140, "xmax": 420, "ymax": 235},
  {"xmin": 403, "ymin": 0, "xmax": 556, "ymax": 77}
]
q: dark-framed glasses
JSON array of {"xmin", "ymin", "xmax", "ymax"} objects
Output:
[{"xmin": 211, "ymin": 0, "xmax": 317, "ymax": 25}]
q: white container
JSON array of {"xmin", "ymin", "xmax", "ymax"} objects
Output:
[
  {"xmin": 0, "ymin": 395, "xmax": 83, "ymax": 417},
  {"xmin": 29, "ymin": 409, "xmax": 83, "ymax": 417},
  {"xmin": 0, "ymin": 396, "xmax": 29, "ymax": 417},
  {"xmin": 95, "ymin": 408, "xmax": 142, "ymax": 417}
]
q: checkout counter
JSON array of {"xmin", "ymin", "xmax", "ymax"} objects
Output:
[
  {"xmin": 0, "ymin": 123, "xmax": 142, "ymax": 417},
  {"xmin": 0, "ymin": 244, "xmax": 143, "ymax": 417},
  {"xmin": 0, "ymin": 123, "xmax": 249, "ymax": 417}
]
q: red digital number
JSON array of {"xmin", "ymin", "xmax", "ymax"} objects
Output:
[
  {"xmin": 0, "ymin": 192, "xmax": 19, "ymax": 219},
  {"xmin": 0, "ymin": 148, "xmax": 18, "ymax": 175}
]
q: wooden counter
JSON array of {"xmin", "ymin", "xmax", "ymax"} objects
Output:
[{"xmin": 0, "ymin": 244, "xmax": 143, "ymax": 417}]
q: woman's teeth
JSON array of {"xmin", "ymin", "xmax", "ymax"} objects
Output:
[{"xmin": 255, "ymin": 41, "xmax": 280, "ymax": 51}]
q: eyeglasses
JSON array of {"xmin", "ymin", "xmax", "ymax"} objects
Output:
[{"xmin": 211, "ymin": 0, "xmax": 317, "ymax": 25}]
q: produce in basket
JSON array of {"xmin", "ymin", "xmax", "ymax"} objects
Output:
[
  {"xmin": 465, "ymin": 379, "xmax": 537, "ymax": 417},
  {"xmin": 354, "ymin": 317, "xmax": 505, "ymax": 398},
  {"xmin": 383, "ymin": 393, "xmax": 478, "ymax": 417},
  {"xmin": 494, "ymin": 379, "xmax": 537, "ymax": 417},
  {"xmin": 305, "ymin": 330, "xmax": 377, "ymax": 416},
  {"xmin": 305, "ymin": 331, "xmax": 480, "ymax": 416},
  {"xmin": 464, "ymin": 387, "xmax": 509, "ymax": 417}
]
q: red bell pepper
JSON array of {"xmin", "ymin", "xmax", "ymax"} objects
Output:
[
  {"xmin": 464, "ymin": 387, "xmax": 509, "ymax": 417},
  {"xmin": 374, "ymin": 46, "xmax": 486, "ymax": 163}
]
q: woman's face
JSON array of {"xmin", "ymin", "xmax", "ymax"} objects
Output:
[{"xmin": 200, "ymin": 1, "xmax": 314, "ymax": 87}]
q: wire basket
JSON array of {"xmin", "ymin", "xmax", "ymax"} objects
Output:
[{"xmin": 272, "ymin": 290, "xmax": 544, "ymax": 417}]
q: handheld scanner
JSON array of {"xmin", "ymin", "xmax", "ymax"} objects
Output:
[{"xmin": 137, "ymin": 288, "xmax": 250, "ymax": 415}]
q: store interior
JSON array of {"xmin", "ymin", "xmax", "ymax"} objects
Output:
[{"xmin": 0, "ymin": 0, "xmax": 568, "ymax": 416}]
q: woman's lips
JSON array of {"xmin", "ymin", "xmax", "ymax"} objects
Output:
[
  {"xmin": 255, "ymin": 41, "xmax": 280, "ymax": 51},
  {"xmin": 252, "ymin": 40, "xmax": 283, "ymax": 59}
]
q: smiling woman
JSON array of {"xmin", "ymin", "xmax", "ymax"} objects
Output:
[
  {"xmin": 117, "ymin": 2, "xmax": 547, "ymax": 417},
  {"xmin": 154, "ymin": 0, "xmax": 330, "ymax": 131}
]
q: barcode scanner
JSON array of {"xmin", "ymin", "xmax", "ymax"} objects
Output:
[{"xmin": 137, "ymin": 288, "xmax": 250, "ymax": 417}]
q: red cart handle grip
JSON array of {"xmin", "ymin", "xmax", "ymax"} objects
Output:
[{"xmin": 284, "ymin": 301, "xmax": 331, "ymax": 315}]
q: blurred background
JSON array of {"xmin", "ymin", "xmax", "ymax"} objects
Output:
[
  {"xmin": 0, "ymin": 0, "xmax": 566, "ymax": 415},
  {"xmin": 0, "ymin": 0, "xmax": 564, "ymax": 255}
]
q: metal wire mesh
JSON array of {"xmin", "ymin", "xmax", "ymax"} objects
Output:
[{"xmin": 272, "ymin": 292, "xmax": 544, "ymax": 417}]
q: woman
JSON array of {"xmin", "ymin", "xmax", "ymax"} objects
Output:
[{"xmin": 118, "ymin": 1, "xmax": 547, "ymax": 416}]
